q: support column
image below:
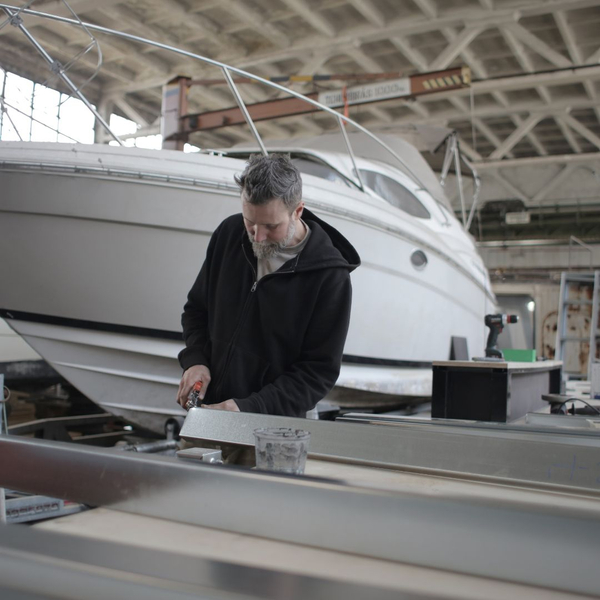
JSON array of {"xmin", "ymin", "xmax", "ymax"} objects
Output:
[
  {"xmin": 161, "ymin": 75, "xmax": 190, "ymax": 151},
  {"xmin": 94, "ymin": 97, "xmax": 114, "ymax": 144}
]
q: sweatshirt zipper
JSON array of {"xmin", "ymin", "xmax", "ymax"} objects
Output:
[
  {"xmin": 213, "ymin": 244, "xmax": 299, "ymax": 400},
  {"xmin": 244, "ymin": 242, "xmax": 259, "ymax": 292}
]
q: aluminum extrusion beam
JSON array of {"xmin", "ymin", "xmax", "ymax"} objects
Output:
[
  {"xmin": 338, "ymin": 412, "xmax": 600, "ymax": 435},
  {"xmin": 1, "ymin": 436, "xmax": 600, "ymax": 597},
  {"xmin": 180, "ymin": 409, "xmax": 600, "ymax": 493},
  {"xmin": 0, "ymin": 524, "xmax": 410, "ymax": 600}
]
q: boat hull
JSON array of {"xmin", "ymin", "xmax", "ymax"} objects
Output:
[{"xmin": 1, "ymin": 143, "xmax": 495, "ymax": 432}]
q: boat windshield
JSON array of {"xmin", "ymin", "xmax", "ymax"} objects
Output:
[
  {"xmin": 227, "ymin": 150, "xmax": 357, "ymax": 189},
  {"xmin": 291, "ymin": 157, "xmax": 353, "ymax": 188},
  {"xmin": 358, "ymin": 169, "xmax": 431, "ymax": 219}
]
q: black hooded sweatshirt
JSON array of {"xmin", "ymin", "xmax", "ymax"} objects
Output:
[{"xmin": 178, "ymin": 208, "xmax": 360, "ymax": 417}]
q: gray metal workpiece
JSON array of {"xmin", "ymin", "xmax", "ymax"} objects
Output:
[
  {"xmin": 181, "ymin": 408, "xmax": 600, "ymax": 493},
  {"xmin": 0, "ymin": 524, "xmax": 417, "ymax": 600},
  {"xmin": 338, "ymin": 412, "xmax": 600, "ymax": 435},
  {"xmin": 523, "ymin": 412, "xmax": 600, "ymax": 430},
  {"xmin": 1, "ymin": 435, "xmax": 600, "ymax": 597}
]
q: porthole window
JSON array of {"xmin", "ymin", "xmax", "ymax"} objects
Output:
[{"xmin": 411, "ymin": 249, "xmax": 428, "ymax": 270}]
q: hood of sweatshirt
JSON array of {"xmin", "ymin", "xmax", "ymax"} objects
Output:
[{"xmin": 240, "ymin": 208, "xmax": 361, "ymax": 275}]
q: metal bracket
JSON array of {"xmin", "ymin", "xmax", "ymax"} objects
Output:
[
  {"xmin": 8, "ymin": 11, "xmax": 21, "ymax": 26},
  {"xmin": 177, "ymin": 447, "xmax": 223, "ymax": 464},
  {"xmin": 0, "ymin": 0, "xmax": 32, "ymax": 32}
]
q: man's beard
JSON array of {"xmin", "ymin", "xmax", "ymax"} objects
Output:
[{"xmin": 249, "ymin": 220, "xmax": 296, "ymax": 259}]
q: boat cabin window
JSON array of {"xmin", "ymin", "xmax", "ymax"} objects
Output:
[
  {"xmin": 359, "ymin": 169, "xmax": 431, "ymax": 219},
  {"xmin": 292, "ymin": 157, "xmax": 352, "ymax": 187}
]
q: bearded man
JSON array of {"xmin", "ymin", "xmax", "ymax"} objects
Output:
[{"xmin": 176, "ymin": 153, "xmax": 360, "ymax": 417}]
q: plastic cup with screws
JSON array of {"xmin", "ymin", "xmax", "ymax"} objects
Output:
[{"xmin": 253, "ymin": 427, "xmax": 311, "ymax": 474}]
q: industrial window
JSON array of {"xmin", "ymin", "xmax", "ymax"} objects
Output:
[
  {"xmin": 0, "ymin": 68, "xmax": 198, "ymax": 151},
  {"xmin": 0, "ymin": 69, "xmax": 94, "ymax": 143},
  {"xmin": 359, "ymin": 169, "xmax": 431, "ymax": 219}
]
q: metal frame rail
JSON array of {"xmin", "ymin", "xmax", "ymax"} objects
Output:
[
  {"xmin": 0, "ymin": 525, "xmax": 414, "ymax": 600},
  {"xmin": 181, "ymin": 409, "xmax": 600, "ymax": 494},
  {"xmin": 0, "ymin": 435, "xmax": 599, "ymax": 597},
  {"xmin": 337, "ymin": 411, "xmax": 600, "ymax": 434}
]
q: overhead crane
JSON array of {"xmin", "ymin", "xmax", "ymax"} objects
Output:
[{"xmin": 161, "ymin": 66, "xmax": 471, "ymax": 147}]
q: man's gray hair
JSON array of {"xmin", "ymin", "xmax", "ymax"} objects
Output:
[{"xmin": 235, "ymin": 153, "xmax": 302, "ymax": 211}]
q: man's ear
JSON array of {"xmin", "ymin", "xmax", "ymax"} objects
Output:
[{"xmin": 294, "ymin": 202, "xmax": 305, "ymax": 220}]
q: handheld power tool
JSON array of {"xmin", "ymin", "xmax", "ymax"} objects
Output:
[{"xmin": 484, "ymin": 314, "xmax": 519, "ymax": 359}]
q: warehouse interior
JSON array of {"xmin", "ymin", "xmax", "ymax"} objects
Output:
[
  {"xmin": 2, "ymin": 0, "xmax": 600, "ymax": 363},
  {"xmin": 1, "ymin": 1, "xmax": 600, "ymax": 598}
]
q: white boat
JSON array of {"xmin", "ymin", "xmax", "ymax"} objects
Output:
[{"xmin": 0, "ymin": 134, "xmax": 494, "ymax": 432}]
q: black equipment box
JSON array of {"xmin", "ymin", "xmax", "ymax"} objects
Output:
[{"xmin": 431, "ymin": 360, "xmax": 562, "ymax": 422}]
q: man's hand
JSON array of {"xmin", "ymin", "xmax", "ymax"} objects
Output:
[
  {"xmin": 177, "ymin": 364, "xmax": 211, "ymax": 408},
  {"xmin": 201, "ymin": 399, "xmax": 240, "ymax": 412}
]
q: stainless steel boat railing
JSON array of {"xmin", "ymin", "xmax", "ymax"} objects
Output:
[{"xmin": 0, "ymin": 2, "xmax": 444, "ymax": 203}]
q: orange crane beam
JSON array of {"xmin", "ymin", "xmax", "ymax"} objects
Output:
[{"xmin": 163, "ymin": 67, "xmax": 470, "ymax": 142}]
